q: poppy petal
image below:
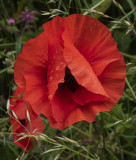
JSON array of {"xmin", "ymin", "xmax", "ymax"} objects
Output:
[
  {"xmin": 14, "ymin": 136, "xmax": 33, "ymax": 152},
  {"xmin": 24, "ymin": 66, "xmax": 50, "ymax": 116},
  {"xmin": 10, "ymin": 87, "xmax": 24, "ymax": 110},
  {"xmin": 14, "ymin": 31, "xmax": 47, "ymax": 89},
  {"xmin": 72, "ymin": 85, "xmax": 110, "ymax": 105},
  {"xmin": 9, "ymin": 88, "xmax": 45, "ymax": 152},
  {"xmin": 49, "ymin": 101, "xmax": 114, "ymax": 130},
  {"xmin": 42, "ymin": 16, "xmax": 64, "ymax": 46},
  {"xmin": 10, "ymin": 88, "xmax": 29, "ymax": 120},
  {"xmin": 47, "ymin": 42, "xmax": 66, "ymax": 101},
  {"xmin": 11, "ymin": 100, "xmax": 29, "ymax": 120},
  {"xmin": 51, "ymin": 84, "xmax": 77, "ymax": 122},
  {"xmin": 99, "ymin": 57, "xmax": 126, "ymax": 104},
  {"xmin": 11, "ymin": 116, "xmax": 45, "ymax": 152},
  {"xmin": 43, "ymin": 16, "xmax": 66, "ymax": 101},
  {"xmin": 25, "ymin": 118, "xmax": 45, "ymax": 135},
  {"xmin": 49, "ymin": 107, "xmax": 82, "ymax": 130},
  {"xmin": 62, "ymin": 14, "xmax": 121, "ymax": 76},
  {"xmin": 63, "ymin": 30, "xmax": 109, "ymax": 98}
]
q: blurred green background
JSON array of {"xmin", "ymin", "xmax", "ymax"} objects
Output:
[{"xmin": 0, "ymin": 0, "xmax": 136, "ymax": 159}]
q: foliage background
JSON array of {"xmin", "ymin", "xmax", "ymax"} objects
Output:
[{"xmin": 0, "ymin": 0, "xmax": 136, "ymax": 159}]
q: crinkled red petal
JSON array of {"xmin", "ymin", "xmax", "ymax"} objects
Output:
[
  {"xmin": 24, "ymin": 66, "xmax": 50, "ymax": 116},
  {"xmin": 63, "ymin": 30, "xmax": 109, "ymax": 98},
  {"xmin": 72, "ymin": 85, "xmax": 110, "ymax": 105},
  {"xmin": 99, "ymin": 57, "xmax": 126, "ymax": 104},
  {"xmin": 43, "ymin": 16, "xmax": 66, "ymax": 101},
  {"xmin": 14, "ymin": 31, "xmax": 47, "ymax": 89},
  {"xmin": 51, "ymin": 84, "xmax": 77, "ymax": 122},
  {"xmin": 9, "ymin": 87, "xmax": 45, "ymax": 152},
  {"xmin": 63, "ymin": 14, "xmax": 121, "ymax": 76},
  {"xmin": 14, "ymin": 135, "xmax": 33, "ymax": 152}
]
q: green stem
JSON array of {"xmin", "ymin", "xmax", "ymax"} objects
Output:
[
  {"xmin": 70, "ymin": 126, "xmax": 89, "ymax": 137},
  {"xmin": 88, "ymin": 123, "xmax": 93, "ymax": 139},
  {"xmin": 45, "ymin": 0, "xmax": 51, "ymax": 10},
  {"xmin": 76, "ymin": 0, "xmax": 82, "ymax": 9},
  {"xmin": 90, "ymin": 0, "xmax": 105, "ymax": 10},
  {"xmin": 106, "ymin": 147, "xmax": 118, "ymax": 160},
  {"xmin": 0, "ymin": 42, "xmax": 25, "ymax": 47},
  {"xmin": 40, "ymin": 138, "xmax": 95, "ymax": 160},
  {"xmin": 83, "ymin": 0, "xmax": 90, "ymax": 9},
  {"xmin": 0, "ymin": 65, "xmax": 13, "ymax": 74},
  {"xmin": 100, "ymin": 113, "xmax": 114, "ymax": 155},
  {"xmin": 121, "ymin": 52, "xmax": 136, "ymax": 60},
  {"xmin": 110, "ymin": 9, "xmax": 136, "ymax": 32},
  {"xmin": 0, "ymin": 0, "xmax": 9, "ymax": 19},
  {"xmin": 58, "ymin": 0, "xmax": 62, "ymax": 9},
  {"xmin": 100, "ymin": 113, "xmax": 106, "ymax": 149},
  {"xmin": 87, "ymin": 123, "xmax": 93, "ymax": 157},
  {"xmin": 8, "ymin": 144, "xmax": 19, "ymax": 156},
  {"xmin": 67, "ymin": 149, "xmax": 86, "ymax": 160},
  {"xmin": 125, "ymin": 78, "xmax": 136, "ymax": 101},
  {"xmin": 126, "ymin": 0, "xmax": 136, "ymax": 19},
  {"xmin": 121, "ymin": 149, "xmax": 136, "ymax": 157},
  {"xmin": 59, "ymin": 0, "xmax": 69, "ymax": 15},
  {"xmin": 83, "ymin": 0, "xmax": 105, "ymax": 15},
  {"xmin": 0, "ymin": 43, "xmax": 15, "ymax": 47},
  {"xmin": 115, "ymin": 130, "xmax": 124, "ymax": 160}
]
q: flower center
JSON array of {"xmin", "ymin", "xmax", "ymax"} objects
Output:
[
  {"xmin": 64, "ymin": 67, "xmax": 78, "ymax": 92},
  {"xmin": 19, "ymin": 119, "xmax": 26, "ymax": 125}
]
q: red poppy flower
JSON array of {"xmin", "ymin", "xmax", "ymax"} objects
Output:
[
  {"xmin": 9, "ymin": 87, "xmax": 45, "ymax": 152},
  {"xmin": 14, "ymin": 14, "xmax": 126, "ymax": 129}
]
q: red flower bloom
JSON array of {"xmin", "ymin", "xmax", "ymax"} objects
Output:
[
  {"xmin": 14, "ymin": 14, "xmax": 126, "ymax": 129},
  {"xmin": 9, "ymin": 88, "xmax": 45, "ymax": 152}
]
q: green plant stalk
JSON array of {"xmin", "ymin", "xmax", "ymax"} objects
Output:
[
  {"xmin": 58, "ymin": 0, "xmax": 62, "ymax": 10},
  {"xmin": 8, "ymin": 144, "xmax": 19, "ymax": 156},
  {"xmin": 87, "ymin": 123, "xmax": 93, "ymax": 157},
  {"xmin": 127, "ymin": 94, "xmax": 130, "ymax": 116},
  {"xmin": 68, "ymin": 0, "xmax": 72, "ymax": 10},
  {"xmin": 67, "ymin": 149, "xmax": 86, "ymax": 159},
  {"xmin": 77, "ymin": 154, "xmax": 81, "ymax": 160},
  {"xmin": 121, "ymin": 52, "xmax": 136, "ymax": 60},
  {"xmin": 91, "ymin": 0, "xmax": 105, "ymax": 10},
  {"xmin": 40, "ymin": 138, "xmax": 96, "ymax": 160},
  {"xmin": 59, "ymin": 0, "xmax": 69, "ymax": 15},
  {"xmin": 0, "ymin": 0, "xmax": 9, "ymax": 19},
  {"xmin": 100, "ymin": 113, "xmax": 115, "ymax": 157},
  {"xmin": 114, "ymin": 2, "xmax": 136, "ymax": 35},
  {"xmin": 100, "ymin": 113, "xmax": 106, "ymax": 149},
  {"xmin": 83, "ymin": 0, "xmax": 105, "ymax": 15},
  {"xmin": 68, "ymin": 127, "xmax": 75, "ymax": 160},
  {"xmin": 123, "ymin": 92, "xmax": 135, "ymax": 102},
  {"xmin": 126, "ymin": 0, "xmax": 136, "ymax": 19},
  {"xmin": 125, "ymin": 78, "xmax": 136, "ymax": 101},
  {"xmin": 76, "ymin": 0, "xmax": 82, "ymax": 9},
  {"xmin": 127, "ymin": 70, "xmax": 136, "ymax": 76},
  {"xmin": 0, "ymin": 65, "xmax": 13, "ymax": 74},
  {"xmin": 83, "ymin": 0, "xmax": 90, "ymax": 9},
  {"xmin": 110, "ymin": 9, "xmax": 136, "ymax": 32},
  {"xmin": 106, "ymin": 147, "xmax": 118, "ymax": 160},
  {"xmin": 112, "ymin": 1, "xmax": 130, "ymax": 23},
  {"xmin": 0, "ymin": 42, "xmax": 25, "ymax": 47},
  {"xmin": 115, "ymin": 129, "xmax": 124, "ymax": 160},
  {"xmin": 0, "ymin": 43, "xmax": 15, "ymax": 47},
  {"xmin": 70, "ymin": 126, "xmax": 89, "ymax": 137},
  {"xmin": 121, "ymin": 149, "xmax": 136, "ymax": 157},
  {"xmin": 88, "ymin": 123, "xmax": 93, "ymax": 139},
  {"xmin": 45, "ymin": 0, "xmax": 51, "ymax": 10}
]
